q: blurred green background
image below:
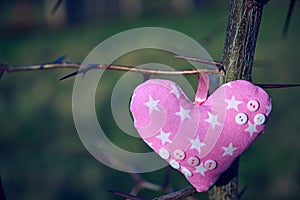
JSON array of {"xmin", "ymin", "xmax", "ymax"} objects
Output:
[{"xmin": 1, "ymin": 0, "xmax": 300, "ymax": 199}]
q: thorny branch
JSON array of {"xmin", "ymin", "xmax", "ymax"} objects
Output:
[
  {"xmin": 1, "ymin": 60, "xmax": 298, "ymax": 89},
  {"xmin": 129, "ymin": 172, "xmax": 173, "ymax": 196},
  {"xmin": 0, "ymin": 56, "xmax": 223, "ymax": 81},
  {"xmin": 97, "ymin": 140, "xmax": 198, "ymax": 200},
  {"xmin": 109, "ymin": 186, "xmax": 198, "ymax": 200},
  {"xmin": 153, "ymin": 186, "xmax": 196, "ymax": 200}
]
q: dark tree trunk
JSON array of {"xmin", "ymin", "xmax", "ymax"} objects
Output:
[{"xmin": 208, "ymin": 0, "xmax": 268, "ymax": 199}]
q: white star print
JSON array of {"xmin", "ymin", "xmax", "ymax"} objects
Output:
[
  {"xmin": 205, "ymin": 112, "xmax": 221, "ymax": 129},
  {"xmin": 244, "ymin": 121, "xmax": 258, "ymax": 138},
  {"xmin": 222, "ymin": 143, "xmax": 238, "ymax": 156},
  {"xmin": 144, "ymin": 95, "xmax": 160, "ymax": 114},
  {"xmin": 175, "ymin": 106, "xmax": 191, "ymax": 122},
  {"xmin": 170, "ymin": 85, "xmax": 181, "ymax": 99},
  {"xmin": 189, "ymin": 136, "xmax": 206, "ymax": 153},
  {"xmin": 194, "ymin": 162, "xmax": 207, "ymax": 176},
  {"xmin": 266, "ymin": 104, "xmax": 272, "ymax": 115},
  {"xmin": 225, "ymin": 95, "xmax": 243, "ymax": 111},
  {"xmin": 155, "ymin": 129, "xmax": 172, "ymax": 145}
]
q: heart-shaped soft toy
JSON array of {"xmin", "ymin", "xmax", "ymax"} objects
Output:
[{"xmin": 130, "ymin": 74, "xmax": 272, "ymax": 192}]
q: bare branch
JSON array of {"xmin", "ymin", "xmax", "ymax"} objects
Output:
[
  {"xmin": 95, "ymin": 141, "xmax": 174, "ymax": 199},
  {"xmin": 59, "ymin": 63, "xmax": 221, "ymax": 81},
  {"xmin": 152, "ymin": 186, "xmax": 196, "ymax": 200},
  {"xmin": 108, "ymin": 189, "xmax": 149, "ymax": 200},
  {"xmin": 175, "ymin": 55, "xmax": 223, "ymax": 68},
  {"xmin": 0, "ymin": 61, "xmax": 222, "ymax": 80},
  {"xmin": 129, "ymin": 173, "xmax": 173, "ymax": 194},
  {"xmin": 109, "ymin": 186, "xmax": 196, "ymax": 200}
]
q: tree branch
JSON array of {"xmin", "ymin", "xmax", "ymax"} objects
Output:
[
  {"xmin": 152, "ymin": 186, "xmax": 196, "ymax": 200},
  {"xmin": 129, "ymin": 172, "xmax": 173, "ymax": 197},
  {"xmin": 0, "ymin": 60, "xmax": 222, "ymax": 80}
]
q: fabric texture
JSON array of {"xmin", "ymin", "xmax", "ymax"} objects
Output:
[{"xmin": 130, "ymin": 75, "xmax": 272, "ymax": 192}]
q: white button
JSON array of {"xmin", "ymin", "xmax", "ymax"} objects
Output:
[
  {"xmin": 169, "ymin": 160, "xmax": 180, "ymax": 169},
  {"xmin": 173, "ymin": 149, "xmax": 186, "ymax": 160},
  {"xmin": 204, "ymin": 160, "xmax": 217, "ymax": 170},
  {"xmin": 235, "ymin": 113, "xmax": 248, "ymax": 125},
  {"xmin": 181, "ymin": 167, "xmax": 192, "ymax": 177},
  {"xmin": 247, "ymin": 100, "xmax": 260, "ymax": 112},
  {"xmin": 159, "ymin": 149, "xmax": 170, "ymax": 159},
  {"xmin": 254, "ymin": 113, "xmax": 266, "ymax": 125},
  {"xmin": 187, "ymin": 156, "xmax": 200, "ymax": 166}
]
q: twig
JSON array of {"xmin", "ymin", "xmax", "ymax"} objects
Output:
[
  {"xmin": 97, "ymin": 141, "xmax": 174, "ymax": 199},
  {"xmin": 108, "ymin": 189, "xmax": 149, "ymax": 200},
  {"xmin": 0, "ymin": 54, "xmax": 224, "ymax": 80},
  {"xmin": 175, "ymin": 55, "xmax": 223, "ymax": 68},
  {"xmin": 109, "ymin": 182, "xmax": 196, "ymax": 200},
  {"xmin": 2, "ymin": 62, "xmax": 298, "ymax": 88},
  {"xmin": 152, "ymin": 186, "xmax": 196, "ymax": 200},
  {"xmin": 175, "ymin": 55, "xmax": 225, "ymax": 75},
  {"xmin": 129, "ymin": 172, "xmax": 173, "ymax": 196},
  {"xmin": 59, "ymin": 64, "xmax": 221, "ymax": 80},
  {"xmin": 0, "ymin": 61, "xmax": 221, "ymax": 80}
]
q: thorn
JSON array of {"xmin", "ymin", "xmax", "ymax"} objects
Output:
[
  {"xmin": 175, "ymin": 55, "xmax": 225, "ymax": 74},
  {"xmin": 59, "ymin": 70, "xmax": 79, "ymax": 81},
  {"xmin": 107, "ymin": 189, "xmax": 149, "ymax": 200},
  {"xmin": 282, "ymin": 0, "xmax": 296, "ymax": 38},
  {"xmin": 0, "ymin": 176, "xmax": 6, "ymax": 200},
  {"xmin": 51, "ymin": 0, "xmax": 64, "ymax": 15},
  {"xmin": 257, "ymin": 83, "xmax": 300, "ymax": 89},
  {"xmin": 59, "ymin": 64, "xmax": 97, "ymax": 81},
  {"xmin": 0, "ymin": 64, "xmax": 8, "ymax": 79},
  {"xmin": 238, "ymin": 185, "xmax": 247, "ymax": 199},
  {"xmin": 217, "ymin": 65, "xmax": 226, "ymax": 75},
  {"xmin": 54, "ymin": 54, "xmax": 66, "ymax": 63}
]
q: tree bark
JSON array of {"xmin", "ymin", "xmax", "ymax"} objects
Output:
[{"xmin": 208, "ymin": 0, "xmax": 268, "ymax": 199}]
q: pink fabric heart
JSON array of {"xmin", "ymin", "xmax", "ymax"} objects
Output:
[{"xmin": 130, "ymin": 75, "xmax": 272, "ymax": 192}]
